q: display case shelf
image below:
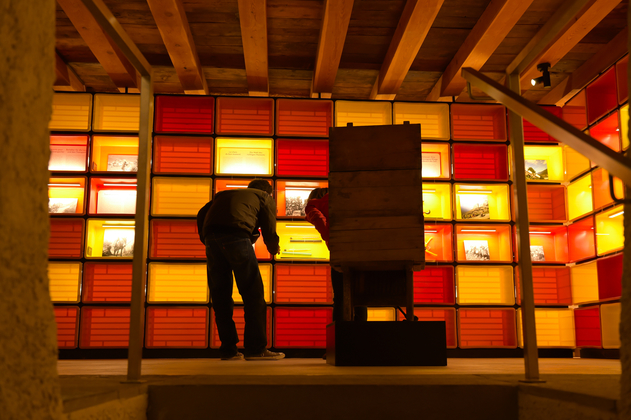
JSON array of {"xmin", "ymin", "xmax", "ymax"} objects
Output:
[
  {"xmin": 452, "ymin": 143, "xmax": 508, "ymax": 181},
  {"xmin": 273, "ymin": 307, "xmax": 332, "ymax": 348},
  {"xmin": 49, "ymin": 135, "xmax": 89, "ymax": 172},
  {"xmin": 275, "ymin": 222, "xmax": 329, "ymax": 261},
  {"xmin": 616, "ymin": 55, "xmax": 628, "ymax": 104},
  {"xmin": 150, "ymin": 219, "xmax": 206, "ymax": 260},
  {"xmin": 335, "ymin": 100, "xmax": 392, "ymax": 127},
  {"xmin": 50, "ymin": 93, "xmax": 92, "ymax": 131},
  {"xmin": 55, "ymin": 307, "xmax": 79, "ymax": 349},
  {"xmin": 601, "ymin": 303, "xmax": 621, "ymax": 349},
  {"xmin": 525, "ymin": 185, "xmax": 567, "ymax": 223},
  {"xmin": 79, "ymin": 307, "xmax": 130, "ymax": 348},
  {"xmin": 454, "ymin": 184, "xmax": 510, "ymax": 222},
  {"xmin": 456, "ymin": 265, "xmax": 514, "ymax": 306},
  {"xmin": 91, "ymin": 135, "xmax": 138, "ymax": 173},
  {"xmin": 533, "ymin": 309, "xmax": 575, "ymax": 348},
  {"xmin": 564, "ymin": 144, "xmax": 591, "ymax": 181},
  {"xmin": 216, "ymin": 97, "xmax": 274, "ymax": 136},
  {"xmin": 276, "ymin": 99, "xmax": 333, "ymax": 137},
  {"xmin": 589, "ymin": 112, "xmax": 621, "ymax": 152},
  {"xmin": 570, "ymin": 261, "xmax": 599, "ymax": 304},
  {"xmin": 49, "ymin": 218, "xmax": 84, "ymax": 259},
  {"xmin": 409, "ymin": 308, "xmax": 457, "ymax": 348},
  {"xmin": 413, "ymin": 265, "xmax": 454, "ymax": 304},
  {"xmin": 423, "ymin": 184, "xmax": 452, "ymax": 221},
  {"xmin": 597, "ymin": 253, "xmax": 622, "ymax": 301},
  {"xmin": 592, "ymin": 168, "xmax": 625, "ymax": 211},
  {"xmin": 276, "ymin": 139, "xmax": 329, "ymax": 177},
  {"xmin": 523, "ymin": 106, "xmax": 562, "ymax": 143},
  {"xmin": 215, "ymin": 138, "xmax": 274, "ymax": 176},
  {"xmin": 88, "ymin": 177, "xmax": 137, "ymax": 215},
  {"xmin": 211, "ymin": 307, "xmax": 271, "ymax": 349},
  {"xmin": 93, "ymin": 94, "xmax": 140, "ymax": 132},
  {"xmin": 421, "ymin": 142, "xmax": 450, "ymax": 179},
  {"xmin": 274, "ymin": 264, "xmax": 332, "ymax": 304},
  {"xmin": 586, "ymin": 66, "xmax": 617, "ymax": 125},
  {"xmin": 231, "ymin": 264, "xmax": 272, "ymax": 304},
  {"xmin": 82, "ymin": 262, "xmax": 132, "ymax": 303},
  {"xmin": 455, "ymin": 224, "xmax": 512, "ymax": 263},
  {"xmin": 574, "ymin": 307, "xmax": 602, "ymax": 348},
  {"xmin": 450, "ymin": 104, "xmax": 507, "ymax": 141},
  {"xmin": 568, "ymin": 215, "xmax": 596, "ymax": 263},
  {"xmin": 151, "ymin": 177, "xmax": 211, "ymax": 217},
  {"xmin": 145, "ymin": 307, "xmax": 209, "ymax": 349},
  {"xmin": 423, "ymin": 224, "xmax": 453, "ymax": 262},
  {"xmin": 48, "ymin": 262, "xmax": 81, "ymax": 303},
  {"xmin": 393, "ymin": 102, "xmax": 450, "ymax": 140},
  {"xmin": 85, "ymin": 219, "xmax": 135, "ymax": 259},
  {"xmin": 153, "ymin": 136, "xmax": 213, "ymax": 175},
  {"xmin": 515, "ymin": 266, "xmax": 572, "ymax": 306},
  {"xmin": 458, "ymin": 308, "xmax": 517, "ymax": 349},
  {"xmin": 148, "ymin": 263, "xmax": 209, "ymax": 303},
  {"xmin": 276, "ymin": 180, "xmax": 328, "ymax": 218},
  {"xmin": 595, "ymin": 205, "xmax": 624, "ymax": 256},
  {"xmin": 523, "ymin": 145, "xmax": 564, "ymax": 182},
  {"xmin": 154, "ymin": 96, "xmax": 214, "ymax": 134},
  {"xmin": 567, "ymin": 174, "xmax": 593, "ymax": 221},
  {"xmin": 48, "ymin": 177, "xmax": 87, "ymax": 215}
]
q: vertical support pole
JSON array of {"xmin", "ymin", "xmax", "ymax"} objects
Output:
[
  {"xmin": 507, "ymin": 73, "xmax": 543, "ymax": 383},
  {"xmin": 126, "ymin": 73, "xmax": 153, "ymax": 382}
]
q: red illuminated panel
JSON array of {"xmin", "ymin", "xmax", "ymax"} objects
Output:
[
  {"xmin": 154, "ymin": 96, "xmax": 214, "ymax": 134},
  {"xmin": 82, "ymin": 262, "xmax": 132, "ymax": 302},
  {"xmin": 589, "ymin": 112, "xmax": 620, "ymax": 152},
  {"xmin": 273, "ymin": 307, "xmax": 332, "ymax": 348},
  {"xmin": 451, "ymin": 104, "xmax": 506, "ymax": 141},
  {"xmin": 276, "ymin": 139, "xmax": 329, "ymax": 177},
  {"xmin": 523, "ymin": 225, "xmax": 568, "ymax": 264},
  {"xmin": 88, "ymin": 177, "xmax": 137, "ymax": 215},
  {"xmin": 452, "ymin": 143, "xmax": 508, "ymax": 181},
  {"xmin": 274, "ymin": 264, "xmax": 332, "ymax": 303},
  {"xmin": 276, "ymin": 99, "xmax": 333, "ymax": 137},
  {"xmin": 146, "ymin": 307, "xmax": 209, "ymax": 348},
  {"xmin": 515, "ymin": 266, "xmax": 572, "ymax": 305},
  {"xmin": 562, "ymin": 91, "xmax": 587, "ymax": 130},
  {"xmin": 597, "ymin": 253, "xmax": 622, "ymax": 300},
  {"xmin": 210, "ymin": 307, "xmax": 271, "ymax": 349},
  {"xmin": 54, "ymin": 307, "xmax": 79, "ymax": 349},
  {"xmin": 574, "ymin": 307, "xmax": 602, "ymax": 348},
  {"xmin": 150, "ymin": 219, "xmax": 206, "ymax": 259},
  {"xmin": 523, "ymin": 106, "xmax": 562, "ymax": 142},
  {"xmin": 408, "ymin": 308, "xmax": 457, "ymax": 348},
  {"xmin": 568, "ymin": 216, "xmax": 596, "ymax": 263},
  {"xmin": 79, "ymin": 307, "xmax": 130, "ymax": 348},
  {"xmin": 424, "ymin": 224, "xmax": 453, "ymax": 262},
  {"xmin": 413, "ymin": 266, "xmax": 454, "ymax": 304},
  {"xmin": 617, "ymin": 56, "xmax": 628, "ymax": 104},
  {"xmin": 153, "ymin": 136, "xmax": 213, "ymax": 175},
  {"xmin": 586, "ymin": 67, "xmax": 617, "ymax": 125},
  {"xmin": 216, "ymin": 97, "xmax": 274, "ymax": 135},
  {"xmin": 49, "ymin": 135, "xmax": 89, "ymax": 172},
  {"xmin": 458, "ymin": 308, "xmax": 517, "ymax": 348},
  {"xmin": 526, "ymin": 185, "xmax": 567, "ymax": 223},
  {"xmin": 49, "ymin": 218, "xmax": 84, "ymax": 258}
]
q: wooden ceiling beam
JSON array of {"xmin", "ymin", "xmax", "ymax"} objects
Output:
[
  {"xmin": 370, "ymin": 0, "xmax": 444, "ymax": 101},
  {"xmin": 146, "ymin": 0, "xmax": 208, "ymax": 95},
  {"xmin": 238, "ymin": 0, "xmax": 269, "ymax": 96},
  {"xmin": 311, "ymin": 0, "xmax": 354, "ymax": 98},
  {"xmin": 426, "ymin": 0, "xmax": 533, "ymax": 101},
  {"xmin": 539, "ymin": 27, "xmax": 628, "ymax": 106},
  {"xmin": 55, "ymin": 50, "xmax": 85, "ymax": 91}
]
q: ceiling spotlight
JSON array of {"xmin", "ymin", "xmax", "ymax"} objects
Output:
[{"xmin": 530, "ymin": 63, "xmax": 551, "ymax": 88}]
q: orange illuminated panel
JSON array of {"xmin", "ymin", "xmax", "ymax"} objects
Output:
[
  {"xmin": 617, "ymin": 55, "xmax": 628, "ymax": 104},
  {"xmin": 216, "ymin": 97, "xmax": 274, "ymax": 135},
  {"xmin": 525, "ymin": 185, "xmax": 567, "ymax": 223},
  {"xmin": 458, "ymin": 308, "xmax": 517, "ymax": 348},
  {"xmin": 454, "ymin": 184, "xmax": 510, "ymax": 221},
  {"xmin": 91, "ymin": 135, "xmax": 138, "ymax": 173},
  {"xmin": 215, "ymin": 138, "xmax": 274, "ymax": 176},
  {"xmin": 562, "ymin": 90, "xmax": 587, "ymax": 130},
  {"xmin": 93, "ymin": 94, "xmax": 140, "ymax": 132},
  {"xmin": 276, "ymin": 99, "xmax": 333, "ymax": 137},
  {"xmin": 85, "ymin": 219, "xmax": 135, "ymax": 259},
  {"xmin": 146, "ymin": 307, "xmax": 209, "ymax": 348},
  {"xmin": 451, "ymin": 104, "xmax": 506, "ymax": 141},
  {"xmin": 422, "ymin": 142, "xmax": 450, "ymax": 179},
  {"xmin": 148, "ymin": 263, "xmax": 209, "ymax": 303},
  {"xmin": 586, "ymin": 66, "xmax": 617, "ymax": 125},
  {"xmin": 523, "ymin": 106, "xmax": 562, "ymax": 142},
  {"xmin": 79, "ymin": 307, "xmax": 130, "ymax": 348},
  {"xmin": 394, "ymin": 102, "xmax": 450, "ymax": 140},
  {"xmin": 214, "ymin": 178, "xmax": 272, "ymax": 195},
  {"xmin": 82, "ymin": 262, "xmax": 132, "ymax": 303},
  {"xmin": 48, "ymin": 262, "xmax": 81, "ymax": 303},
  {"xmin": 574, "ymin": 307, "xmax": 602, "ymax": 348},
  {"xmin": 54, "ymin": 307, "xmax": 79, "ymax": 349},
  {"xmin": 413, "ymin": 266, "xmax": 454, "ymax": 304},
  {"xmin": 274, "ymin": 264, "xmax": 332, "ymax": 304},
  {"xmin": 595, "ymin": 205, "xmax": 624, "ymax": 256},
  {"xmin": 49, "ymin": 135, "xmax": 89, "ymax": 172},
  {"xmin": 515, "ymin": 266, "xmax": 572, "ymax": 306},
  {"xmin": 277, "ymin": 180, "xmax": 328, "ymax": 217},
  {"xmin": 150, "ymin": 219, "xmax": 206, "ymax": 260},
  {"xmin": 276, "ymin": 139, "xmax": 329, "ymax": 177},
  {"xmin": 423, "ymin": 224, "xmax": 453, "ymax": 262},
  {"xmin": 335, "ymin": 101, "xmax": 392, "ymax": 126},
  {"xmin": 567, "ymin": 174, "xmax": 593, "ymax": 221},
  {"xmin": 408, "ymin": 308, "xmax": 457, "ymax": 348},
  {"xmin": 601, "ymin": 303, "xmax": 621, "ymax": 349},
  {"xmin": 273, "ymin": 307, "xmax": 332, "ymax": 348},
  {"xmin": 254, "ymin": 229, "xmax": 272, "ymax": 261},
  {"xmin": 49, "ymin": 218, "xmax": 84, "ymax": 259},
  {"xmin": 153, "ymin": 136, "xmax": 213, "ymax": 175},
  {"xmin": 50, "ymin": 93, "xmax": 92, "ymax": 131},
  {"xmin": 151, "ymin": 177, "xmax": 211, "ymax": 216},
  {"xmin": 534, "ymin": 309, "xmax": 575, "ymax": 348},
  {"xmin": 88, "ymin": 177, "xmax": 137, "ymax": 215},
  {"xmin": 455, "ymin": 224, "xmax": 512, "ymax": 263},
  {"xmin": 452, "ymin": 143, "xmax": 508, "ymax": 181},
  {"xmin": 276, "ymin": 222, "xmax": 329, "ymax": 261},
  {"xmin": 589, "ymin": 112, "xmax": 621, "ymax": 152},
  {"xmin": 568, "ymin": 216, "xmax": 596, "ymax": 263},
  {"xmin": 210, "ymin": 307, "xmax": 271, "ymax": 349},
  {"xmin": 48, "ymin": 177, "xmax": 86, "ymax": 215},
  {"xmin": 456, "ymin": 265, "xmax": 514, "ymax": 306},
  {"xmin": 570, "ymin": 261, "xmax": 599, "ymax": 304},
  {"xmin": 232, "ymin": 264, "xmax": 272, "ymax": 304},
  {"xmin": 154, "ymin": 95, "xmax": 214, "ymax": 134},
  {"xmin": 526, "ymin": 225, "xmax": 568, "ymax": 264},
  {"xmin": 592, "ymin": 168, "xmax": 625, "ymax": 210},
  {"xmin": 597, "ymin": 253, "xmax": 622, "ymax": 301}
]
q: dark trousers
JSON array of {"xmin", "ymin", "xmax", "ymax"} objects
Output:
[
  {"xmin": 331, "ymin": 268, "xmax": 368, "ymax": 322},
  {"xmin": 205, "ymin": 232, "xmax": 267, "ymax": 356}
]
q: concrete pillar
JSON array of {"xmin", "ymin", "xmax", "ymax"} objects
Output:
[{"xmin": 0, "ymin": 1, "xmax": 63, "ymax": 419}]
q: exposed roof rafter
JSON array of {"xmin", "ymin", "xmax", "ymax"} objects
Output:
[
  {"xmin": 54, "ymin": 50, "xmax": 85, "ymax": 91},
  {"xmin": 238, "ymin": 0, "xmax": 269, "ymax": 96}
]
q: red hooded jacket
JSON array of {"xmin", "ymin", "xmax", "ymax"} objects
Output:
[{"xmin": 304, "ymin": 194, "xmax": 329, "ymax": 249}]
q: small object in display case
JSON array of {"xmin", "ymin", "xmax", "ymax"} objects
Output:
[
  {"xmin": 525, "ymin": 159, "xmax": 548, "ymax": 180},
  {"xmin": 106, "ymin": 154, "xmax": 138, "ymax": 172},
  {"xmin": 459, "ymin": 194, "xmax": 490, "ymax": 220},
  {"xmin": 530, "ymin": 245, "xmax": 545, "ymax": 262},
  {"xmin": 463, "ymin": 240, "xmax": 490, "ymax": 261},
  {"xmin": 422, "ymin": 152, "xmax": 442, "ymax": 178},
  {"xmin": 102, "ymin": 227, "xmax": 135, "ymax": 258},
  {"xmin": 48, "ymin": 197, "xmax": 78, "ymax": 214},
  {"xmin": 285, "ymin": 187, "xmax": 312, "ymax": 216}
]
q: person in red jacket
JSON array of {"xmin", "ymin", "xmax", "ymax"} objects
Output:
[{"xmin": 305, "ymin": 188, "xmax": 367, "ymax": 322}]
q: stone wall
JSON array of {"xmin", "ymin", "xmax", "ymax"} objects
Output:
[{"xmin": 0, "ymin": 1, "xmax": 63, "ymax": 419}]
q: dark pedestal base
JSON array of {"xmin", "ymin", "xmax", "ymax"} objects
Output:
[{"xmin": 326, "ymin": 321, "xmax": 447, "ymax": 366}]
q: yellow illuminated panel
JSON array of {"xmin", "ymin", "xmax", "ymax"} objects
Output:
[
  {"xmin": 215, "ymin": 138, "xmax": 274, "ymax": 176},
  {"xmin": 454, "ymin": 184, "xmax": 510, "ymax": 221},
  {"xmin": 48, "ymin": 177, "xmax": 86, "ymax": 215},
  {"xmin": 152, "ymin": 177, "xmax": 211, "ymax": 216},
  {"xmin": 620, "ymin": 104, "xmax": 629, "ymax": 151},
  {"xmin": 570, "ymin": 261, "xmax": 598, "ymax": 304},
  {"xmin": 456, "ymin": 266, "xmax": 514, "ymax": 305},
  {"xmin": 455, "ymin": 225, "xmax": 512, "ymax": 263},
  {"xmin": 335, "ymin": 101, "xmax": 392, "ymax": 127},
  {"xmin": 148, "ymin": 263, "xmax": 209, "ymax": 303},
  {"xmin": 422, "ymin": 183, "xmax": 452, "ymax": 220},
  {"xmin": 393, "ymin": 103, "xmax": 450, "ymax": 139},
  {"xmin": 93, "ymin": 94, "xmax": 140, "ymax": 132},
  {"xmin": 534, "ymin": 309, "xmax": 575, "ymax": 348},
  {"xmin": 232, "ymin": 264, "xmax": 272, "ymax": 304},
  {"xmin": 85, "ymin": 219, "xmax": 135, "ymax": 259},
  {"xmin": 275, "ymin": 222, "xmax": 330, "ymax": 261},
  {"xmin": 523, "ymin": 146, "xmax": 564, "ymax": 182},
  {"xmin": 48, "ymin": 262, "xmax": 81, "ymax": 302},
  {"xmin": 421, "ymin": 143, "xmax": 450, "ymax": 179},
  {"xmin": 601, "ymin": 303, "xmax": 621, "ymax": 349},
  {"xmin": 567, "ymin": 174, "xmax": 593, "ymax": 221},
  {"xmin": 595, "ymin": 205, "xmax": 624, "ymax": 256},
  {"xmin": 49, "ymin": 93, "xmax": 92, "ymax": 131},
  {"xmin": 563, "ymin": 145, "xmax": 590, "ymax": 181},
  {"xmin": 91, "ymin": 136, "xmax": 139, "ymax": 172},
  {"xmin": 367, "ymin": 308, "xmax": 396, "ymax": 321}
]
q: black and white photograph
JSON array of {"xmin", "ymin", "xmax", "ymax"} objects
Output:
[
  {"xmin": 48, "ymin": 197, "xmax": 78, "ymax": 214},
  {"xmin": 107, "ymin": 154, "xmax": 138, "ymax": 172},
  {"xmin": 525, "ymin": 159, "xmax": 548, "ymax": 180},
  {"xmin": 459, "ymin": 194, "xmax": 490, "ymax": 219},
  {"xmin": 464, "ymin": 240, "xmax": 491, "ymax": 261},
  {"xmin": 285, "ymin": 188, "xmax": 314, "ymax": 216},
  {"xmin": 102, "ymin": 228, "xmax": 135, "ymax": 257},
  {"xmin": 530, "ymin": 245, "xmax": 546, "ymax": 261}
]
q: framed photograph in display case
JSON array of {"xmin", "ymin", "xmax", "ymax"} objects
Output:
[
  {"xmin": 530, "ymin": 245, "xmax": 546, "ymax": 262},
  {"xmin": 525, "ymin": 159, "xmax": 548, "ymax": 181},
  {"xmin": 107, "ymin": 155, "xmax": 138, "ymax": 172},
  {"xmin": 463, "ymin": 240, "xmax": 490, "ymax": 261},
  {"xmin": 48, "ymin": 197, "xmax": 78, "ymax": 214},
  {"xmin": 459, "ymin": 194, "xmax": 490, "ymax": 220}
]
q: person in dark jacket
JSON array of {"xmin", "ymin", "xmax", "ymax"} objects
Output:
[{"xmin": 197, "ymin": 179, "xmax": 284, "ymax": 360}]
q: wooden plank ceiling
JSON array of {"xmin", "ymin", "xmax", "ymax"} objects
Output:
[{"xmin": 54, "ymin": 0, "xmax": 628, "ymax": 105}]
